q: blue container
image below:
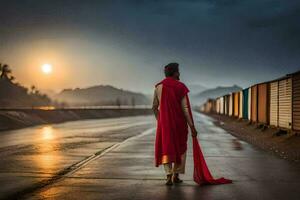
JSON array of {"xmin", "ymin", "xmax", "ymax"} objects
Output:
[{"xmin": 242, "ymin": 89, "xmax": 249, "ymax": 119}]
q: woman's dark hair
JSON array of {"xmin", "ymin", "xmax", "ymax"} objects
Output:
[{"xmin": 164, "ymin": 63, "xmax": 179, "ymax": 77}]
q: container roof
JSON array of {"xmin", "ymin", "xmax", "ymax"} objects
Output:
[
  {"xmin": 287, "ymin": 70, "xmax": 300, "ymax": 76},
  {"xmin": 260, "ymin": 70, "xmax": 299, "ymax": 84},
  {"xmin": 205, "ymin": 69, "xmax": 299, "ymax": 104}
]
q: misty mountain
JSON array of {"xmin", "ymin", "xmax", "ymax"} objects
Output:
[
  {"xmin": 42, "ymin": 89, "xmax": 57, "ymax": 99},
  {"xmin": 187, "ymin": 84, "xmax": 208, "ymax": 95},
  {"xmin": 191, "ymin": 85, "xmax": 243, "ymax": 105},
  {"xmin": 54, "ymin": 85, "xmax": 150, "ymax": 106}
]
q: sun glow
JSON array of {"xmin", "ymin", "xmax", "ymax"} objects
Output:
[{"xmin": 41, "ymin": 64, "xmax": 53, "ymax": 74}]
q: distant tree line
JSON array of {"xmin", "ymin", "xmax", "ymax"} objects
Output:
[
  {"xmin": 0, "ymin": 63, "xmax": 14, "ymax": 81},
  {"xmin": 115, "ymin": 97, "xmax": 136, "ymax": 108},
  {"xmin": 0, "ymin": 63, "xmax": 55, "ymax": 108}
]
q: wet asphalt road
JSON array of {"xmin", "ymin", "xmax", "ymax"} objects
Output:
[
  {"xmin": 0, "ymin": 116, "xmax": 155, "ymax": 199},
  {"xmin": 1, "ymin": 113, "xmax": 300, "ymax": 200}
]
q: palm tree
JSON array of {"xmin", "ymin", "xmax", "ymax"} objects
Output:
[
  {"xmin": 35, "ymin": 89, "xmax": 40, "ymax": 95},
  {"xmin": 0, "ymin": 63, "xmax": 3, "ymax": 78},
  {"xmin": 9, "ymin": 76, "xmax": 15, "ymax": 82},
  {"xmin": 0, "ymin": 64, "xmax": 12, "ymax": 79},
  {"xmin": 31, "ymin": 85, "xmax": 36, "ymax": 94}
]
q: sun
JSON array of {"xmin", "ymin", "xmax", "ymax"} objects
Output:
[{"xmin": 41, "ymin": 64, "xmax": 53, "ymax": 74}]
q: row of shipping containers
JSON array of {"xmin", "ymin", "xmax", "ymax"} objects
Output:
[{"xmin": 200, "ymin": 71, "xmax": 300, "ymax": 133}]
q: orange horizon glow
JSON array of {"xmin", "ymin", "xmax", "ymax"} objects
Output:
[{"xmin": 9, "ymin": 41, "xmax": 72, "ymax": 92}]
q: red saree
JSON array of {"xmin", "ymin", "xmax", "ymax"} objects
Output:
[
  {"xmin": 155, "ymin": 77, "xmax": 232, "ymax": 185},
  {"xmin": 155, "ymin": 77, "xmax": 189, "ymax": 167}
]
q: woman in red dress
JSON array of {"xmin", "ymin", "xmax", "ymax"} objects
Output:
[{"xmin": 152, "ymin": 63, "xmax": 232, "ymax": 186}]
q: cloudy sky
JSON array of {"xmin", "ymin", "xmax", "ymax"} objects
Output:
[{"xmin": 0, "ymin": 0, "xmax": 299, "ymax": 94}]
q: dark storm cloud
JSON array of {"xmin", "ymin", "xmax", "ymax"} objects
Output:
[
  {"xmin": 246, "ymin": 5, "xmax": 300, "ymax": 48},
  {"xmin": 0, "ymin": 0, "xmax": 299, "ymax": 91}
]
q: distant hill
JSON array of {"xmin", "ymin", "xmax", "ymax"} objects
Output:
[
  {"xmin": 191, "ymin": 85, "xmax": 242, "ymax": 105},
  {"xmin": 187, "ymin": 84, "xmax": 208, "ymax": 95},
  {"xmin": 54, "ymin": 85, "xmax": 151, "ymax": 106}
]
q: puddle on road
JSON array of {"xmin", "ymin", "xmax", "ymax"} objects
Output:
[
  {"xmin": 41, "ymin": 126, "xmax": 55, "ymax": 140},
  {"xmin": 34, "ymin": 125, "xmax": 60, "ymax": 174},
  {"xmin": 232, "ymin": 139, "xmax": 243, "ymax": 150}
]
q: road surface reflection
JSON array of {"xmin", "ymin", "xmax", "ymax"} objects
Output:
[{"xmin": 35, "ymin": 126, "xmax": 59, "ymax": 173}]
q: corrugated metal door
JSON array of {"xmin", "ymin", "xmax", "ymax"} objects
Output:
[
  {"xmin": 243, "ymin": 89, "xmax": 248, "ymax": 119},
  {"xmin": 220, "ymin": 97, "xmax": 224, "ymax": 114},
  {"xmin": 258, "ymin": 83, "xmax": 268, "ymax": 124},
  {"xmin": 224, "ymin": 96, "xmax": 228, "ymax": 115},
  {"xmin": 293, "ymin": 73, "xmax": 300, "ymax": 131},
  {"xmin": 200, "ymin": 105, "xmax": 205, "ymax": 112},
  {"xmin": 216, "ymin": 98, "xmax": 220, "ymax": 114},
  {"xmin": 212, "ymin": 100, "xmax": 216, "ymax": 113},
  {"xmin": 270, "ymin": 81, "xmax": 278, "ymax": 127},
  {"xmin": 205, "ymin": 102, "xmax": 210, "ymax": 113},
  {"xmin": 229, "ymin": 94, "xmax": 233, "ymax": 116},
  {"xmin": 227, "ymin": 95, "xmax": 230, "ymax": 115},
  {"xmin": 278, "ymin": 78, "xmax": 292, "ymax": 129},
  {"xmin": 213, "ymin": 100, "xmax": 216, "ymax": 113},
  {"xmin": 239, "ymin": 91, "xmax": 243, "ymax": 118},
  {"xmin": 251, "ymin": 85, "xmax": 258, "ymax": 122},
  {"xmin": 224, "ymin": 96, "xmax": 227, "ymax": 115},
  {"xmin": 248, "ymin": 87, "xmax": 251, "ymax": 120},
  {"xmin": 234, "ymin": 92, "xmax": 239, "ymax": 117}
]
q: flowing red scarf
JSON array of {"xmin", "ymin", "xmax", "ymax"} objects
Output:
[{"xmin": 155, "ymin": 77, "xmax": 232, "ymax": 185}]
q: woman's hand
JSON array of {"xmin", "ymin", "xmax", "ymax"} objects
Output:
[{"xmin": 191, "ymin": 126, "xmax": 198, "ymax": 137}]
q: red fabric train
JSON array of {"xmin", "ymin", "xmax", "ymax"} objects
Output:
[{"xmin": 186, "ymin": 88, "xmax": 232, "ymax": 185}]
